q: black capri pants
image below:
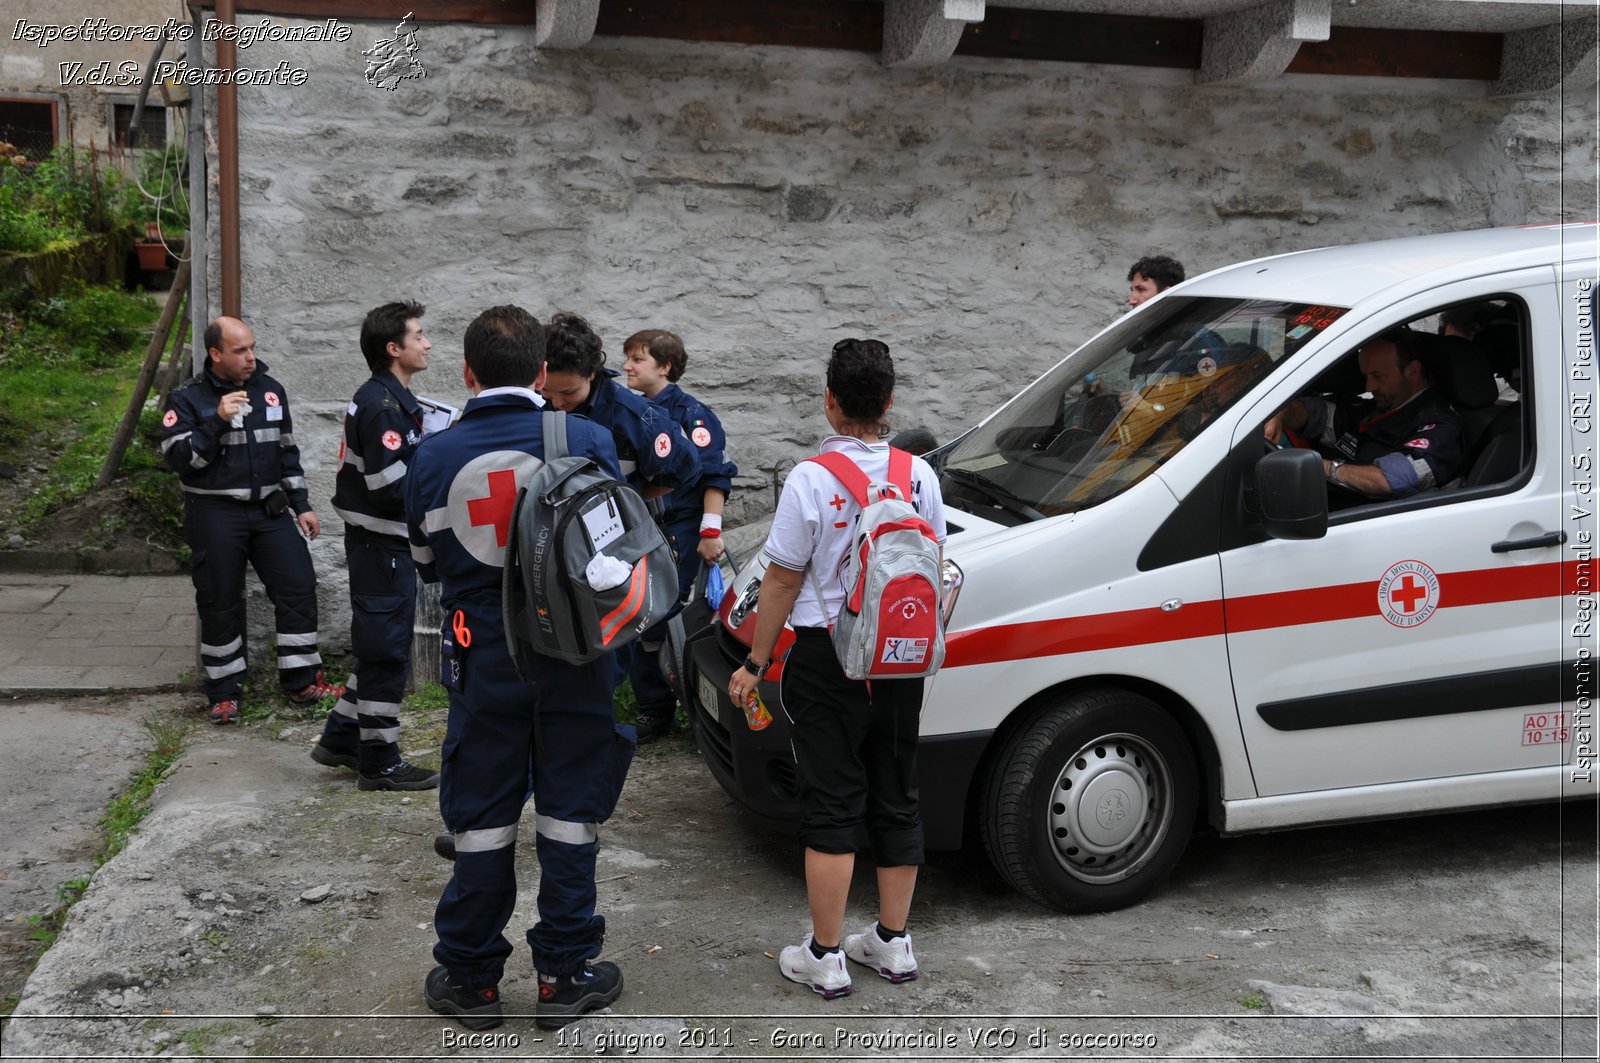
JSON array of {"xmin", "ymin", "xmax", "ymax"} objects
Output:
[{"xmin": 780, "ymin": 626, "xmax": 925, "ymax": 866}]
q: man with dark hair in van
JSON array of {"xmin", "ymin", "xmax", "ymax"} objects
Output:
[
  {"xmin": 312, "ymin": 301, "xmax": 439, "ymax": 792},
  {"xmin": 1264, "ymin": 330, "xmax": 1466, "ymax": 499},
  {"xmin": 1127, "ymin": 255, "xmax": 1186, "ymax": 308}
]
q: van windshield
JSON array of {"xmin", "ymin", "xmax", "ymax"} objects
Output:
[{"xmin": 937, "ymin": 297, "xmax": 1347, "ymax": 521}]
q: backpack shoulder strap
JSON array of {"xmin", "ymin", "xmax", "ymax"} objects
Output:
[
  {"xmin": 886, "ymin": 447, "xmax": 914, "ymax": 502},
  {"xmin": 807, "ymin": 450, "xmax": 873, "ymax": 505},
  {"xmin": 542, "ymin": 409, "xmax": 568, "ymax": 462}
]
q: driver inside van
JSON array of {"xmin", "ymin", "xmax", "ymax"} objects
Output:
[{"xmin": 1263, "ymin": 329, "xmax": 1466, "ymax": 499}]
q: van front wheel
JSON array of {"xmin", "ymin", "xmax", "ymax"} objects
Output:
[{"xmin": 980, "ymin": 690, "xmax": 1197, "ymax": 912}]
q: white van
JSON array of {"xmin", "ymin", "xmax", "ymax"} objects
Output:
[{"xmin": 685, "ymin": 224, "xmax": 1598, "ymax": 912}]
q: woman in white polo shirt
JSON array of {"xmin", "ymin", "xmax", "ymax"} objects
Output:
[{"xmin": 728, "ymin": 338, "xmax": 947, "ymax": 999}]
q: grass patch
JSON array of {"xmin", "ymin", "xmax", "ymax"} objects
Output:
[
  {"xmin": 100, "ymin": 717, "xmax": 187, "ymax": 864},
  {"xmin": 0, "ymin": 284, "xmax": 184, "ymax": 550},
  {"xmin": 1237, "ymin": 992, "xmax": 1266, "ymax": 1010}
]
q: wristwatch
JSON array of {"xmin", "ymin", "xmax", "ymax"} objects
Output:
[
  {"xmin": 1326, "ymin": 459, "xmax": 1345, "ymax": 483},
  {"xmin": 741, "ymin": 655, "xmax": 771, "ymax": 679}
]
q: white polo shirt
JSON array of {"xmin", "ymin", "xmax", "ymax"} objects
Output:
[{"xmin": 761, "ymin": 435, "xmax": 948, "ymax": 628}]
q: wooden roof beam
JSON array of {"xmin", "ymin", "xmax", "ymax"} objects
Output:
[
  {"xmin": 883, "ymin": 0, "xmax": 985, "ymax": 67},
  {"xmin": 536, "ymin": 0, "xmax": 600, "ymax": 49},
  {"xmin": 1492, "ymin": 16, "xmax": 1598, "ymax": 97},
  {"xmin": 1198, "ymin": 0, "xmax": 1329, "ymax": 84}
]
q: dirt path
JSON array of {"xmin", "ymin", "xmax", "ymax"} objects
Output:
[{"xmin": 3, "ymin": 715, "xmax": 1595, "ymax": 1060}]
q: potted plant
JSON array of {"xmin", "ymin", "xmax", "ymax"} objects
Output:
[{"xmin": 127, "ymin": 148, "xmax": 187, "ymax": 273}]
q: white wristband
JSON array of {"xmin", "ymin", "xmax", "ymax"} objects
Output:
[{"xmin": 699, "ymin": 513, "xmax": 722, "ymax": 533}]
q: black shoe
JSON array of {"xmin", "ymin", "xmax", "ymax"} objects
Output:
[
  {"xmin": 634, "ymin": 710, "xmax": 674, "ymax": 744},
  {"xmin": 309, "ymin": 743, "xmax": 357, "ymax": 771},
  {"xmin": 434, "ymin": 832, "xmax": 456, "ymax": 861},
  {"xmin": 424, "ymin": 965, "xmax": 502, "ymax": 1031},
  {"xmin": 358, "ymin": 761, "xmax": 440, "ymax": 792},
  {"xmin": 536, "ymin": 961, "xmax": 624, "ymax": 1029}
]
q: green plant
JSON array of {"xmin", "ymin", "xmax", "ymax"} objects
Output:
[
  {"xmin": 1238, "ymin": 992, "xmax": 1266, "ymax": 1010},
  {"xmin": 406, "ymin": 682, "xmax": 450, "ymax": 713},
  {"xmin": 0, "ymin": 146, "xmax": 122, "ymax": 251},
  {"xmin": 98, "ymin": 717, "xmax": 187, "ymax": 865}
]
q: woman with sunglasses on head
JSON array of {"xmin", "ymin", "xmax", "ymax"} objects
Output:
[{"xmin": 728, "ymin": 338, "xmax": 947, "ymax": 999}]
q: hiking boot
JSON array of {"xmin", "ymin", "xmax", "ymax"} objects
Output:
[
  {"xmin": 633, "ymin": 709, "xmax": 675, "ymax": 744},
  {"xmin": 309, "ymin": 743, "xmax": 357, "ymax": 771},
  {"xmin": 209, "ymin": 700, "xmax": 239, "ymax": 726},
  {"xmin": 424, "ymin": 965, "xmax": 502, "ymax": 1031},
  {"xmin": 358, "ymin": 761, "xmax": 440, "ymax": 792},
  {"xmin": 433, "ymin": 832, "xmax": 456, "ymax": 861},
  {"xmin": 779, "ymin": 935, "xmax": 852, "ymax": 999},
  {"xmin": 843, "ymin": 923, "xmax": 919, "ymax": 983},
  {"xmin": 287, "ymin": 671, "xmax": 345, "ymax": 705},
  {"xmin": 535, "ymin": 961, "xmax": 624, "ymax": 1029}
]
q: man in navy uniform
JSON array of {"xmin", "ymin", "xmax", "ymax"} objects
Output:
[
  {"xmin": 1265, "ymin": 330, "xmax": 1466, "ymax": 498},
  {"xmin": 311, "ymin": 301, "xmax": 439, "ymax": 791},
  {"xmin": 160, "ymin": 316, "xmax": 342, "ymax": 725},
  {"xmin": 407, "ymin": 304, "xmax": 633, "ymax": 1032}
]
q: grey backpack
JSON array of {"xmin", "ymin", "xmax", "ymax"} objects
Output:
[{"xmin": 503, "ymin": 411, "xmax": 679, "ymax": 671}]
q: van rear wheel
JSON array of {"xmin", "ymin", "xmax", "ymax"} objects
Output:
[{"xmin": 980, "ymin": 690, "xmax": 1197, "ymax": 912}]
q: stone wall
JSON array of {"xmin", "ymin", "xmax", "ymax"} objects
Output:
[{"xmin": 218, "ymin": 21, "xmax": 1594, "ymax": 651}]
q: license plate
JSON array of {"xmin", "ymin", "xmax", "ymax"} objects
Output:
[{"xmin": 697, "ymin": 672, "xmax": 720, "ymax": 715}]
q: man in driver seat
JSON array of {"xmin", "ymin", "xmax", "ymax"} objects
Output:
[{"xmin": 1264, "ymin": 329, "xmax": 1466, "ymax": 498}]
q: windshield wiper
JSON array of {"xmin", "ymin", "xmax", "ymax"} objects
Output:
[{"xmin": 944, "ymin": 466, "xmax": 1047, "ymax": 522}]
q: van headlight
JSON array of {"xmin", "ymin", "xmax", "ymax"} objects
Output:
[{"xmin": 940, "ymin": 559, "xmax": 963, "ymax": 626}]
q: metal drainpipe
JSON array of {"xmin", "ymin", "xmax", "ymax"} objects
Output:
[
  {"xmin": 216, "ymin": 0, "xmax": 240, "ymax": 317},
  {"xmin": 186, "ymin": 6, "xmax": 207, "ymax": 372}
]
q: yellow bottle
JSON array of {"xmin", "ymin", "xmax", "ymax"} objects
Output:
[{"xmin": 743, "ymin": 690, "xmax": 773, "ymax": 731}]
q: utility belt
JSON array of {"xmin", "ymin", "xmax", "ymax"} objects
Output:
[{"xmin": 185, "ymin": 489, "xmax": 290, "ymax": 517}]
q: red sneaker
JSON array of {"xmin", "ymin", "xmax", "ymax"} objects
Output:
[
  {"xmin": 287, "ymin": 672, "xmax": 345, "ymax": 705},
  {"xmin": 209, "ymin": 700, "xmax": 239, "ymax": 725}
]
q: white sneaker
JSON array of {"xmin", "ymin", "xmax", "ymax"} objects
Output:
[
  {"xmin": 778, "ymin": 935, "xmax": 852, "ymax": 999},
  {"xmin": 843, "ymin": 923, "xmax": 918, "ymax": 983}
]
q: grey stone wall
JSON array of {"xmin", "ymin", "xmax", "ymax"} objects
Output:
[{"xmin": 217, "ymin": 22, "xmax": 1593, "ymax": 651}]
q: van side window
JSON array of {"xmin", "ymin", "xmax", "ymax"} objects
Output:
[{"xmin": 1264, "ymin": 296, "xmax": 1530, "ymax": 516}]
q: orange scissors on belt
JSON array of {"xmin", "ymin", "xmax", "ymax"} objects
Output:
[{"xmin": 452, "ymin": 609, "xmax": 472, "ymax": 648}]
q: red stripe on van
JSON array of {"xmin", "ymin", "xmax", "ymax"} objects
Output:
[{"xmin": 943, "ymin": 560, "xmax": 1580, "ymax": 668}]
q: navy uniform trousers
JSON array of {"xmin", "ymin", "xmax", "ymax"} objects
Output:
[
  {"xmin": 432, "ymin": 600, "xmax": 635, "ymax": 989},
  {"xmin": 320, "ymin": 527, "xmax": 415, "ymax": 772},
  {"xmin": 185, "ymin": 496, "xmax": 322, "ymax": 702}
]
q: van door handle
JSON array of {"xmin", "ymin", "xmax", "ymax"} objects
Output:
[{"xmin": 1491, "ymin": 530, "xmax": 1566, "ymax": 553}]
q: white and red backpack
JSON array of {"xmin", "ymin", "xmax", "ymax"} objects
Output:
[{"xmin": 806, "ymin": 449, "xmax": 945, "ymax": 680}]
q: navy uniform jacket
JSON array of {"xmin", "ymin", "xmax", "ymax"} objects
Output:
[
  {"xmin": 160, "ymin": 360, "xmax": 310, "ymax": 512},
  {"xmin": 333, "ymin": 370, "xmax": 423, "ymax": 539},
  {"xmin": 648, "ymin": 383, "xmax": 737, "ymax": 525},
  {"xmin": 577, "ymin": 372, "xmax": 699, "ymax": 493},
  {"xmin": 405, "ymin": 390, "xmax": 621, "ymax": 604},
  {"xmin": 1304, "ymin": 387, "xmax": 1466, "ymax": 497}
]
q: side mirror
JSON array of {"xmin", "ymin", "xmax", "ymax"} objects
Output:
[{"xmin": 1256, "ymin": 449, "xmax": 1328, "ymax": 540}]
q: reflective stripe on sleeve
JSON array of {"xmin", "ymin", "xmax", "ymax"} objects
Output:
[
  {"xmin": 160, "ymin": 432, "xmax": 192, "ymax": 454},
  {"xmin": 364, "ymin": 461, "xmax": 407, "ymax": 490}
]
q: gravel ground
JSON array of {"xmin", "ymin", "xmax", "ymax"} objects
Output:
[{"xmin": 2, "ymin": 702, "xmax": 1596, "ymax": 1062}]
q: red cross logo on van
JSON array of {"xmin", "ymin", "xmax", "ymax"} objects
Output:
[{"xmin": 1377, "ymin": 560, "xmax": 1440, "ymax": 628}]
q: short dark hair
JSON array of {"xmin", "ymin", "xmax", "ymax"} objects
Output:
[
  {"xmin": 826, "ymin": 337, "xmax": 895, "ymax": 433},
  {"xmin": 544, "ymin": 313, "xmax": 606, "ymax": 379},
  {"xmin": 203, "ymin": 320, "xmax": 223, "ymax": 355},
  {"xmin": 360, "ymin": 300, "xmax": 424, "ymax": 374},
  {"xmin": 1128, "ymin": 255, "xmax": 1186, "ymax": 291},
  {"xmin": 463, "ymin": 305, "xmax": 545, "ymax": 389},
  {"xmin": 624, "ymin": 328, "xmax": 688, "ymax": 383}
]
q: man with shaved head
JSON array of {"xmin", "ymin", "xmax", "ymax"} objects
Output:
[{"xmin": 160, "ymin": 316, "xmax": 342, "ymax": 724}]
